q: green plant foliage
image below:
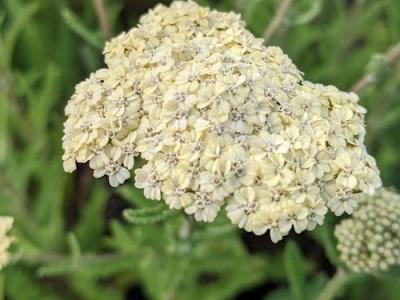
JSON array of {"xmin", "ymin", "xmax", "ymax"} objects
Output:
[
  {"xmin": 284, "ymin": 242, "xmax": 307, "ymax": 300},
  {"xmin": 61, "ymin": 8, "xmax": 104, "ymax": 50},
  {"xmin": 1, "ymin": 0, "xmax": 400, "ymax": 299}
]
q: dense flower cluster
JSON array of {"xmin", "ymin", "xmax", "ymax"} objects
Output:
[
  {"xmin": 62, "ymin": 1, "xmax": 381, "ymax": 242},
  {"xmin": 335, "ymin": 188, "xmax": 400, "ymax": 273},
  {"xmin": 0, "ymin": 216, "xmax": 13, "ymax": 270}
]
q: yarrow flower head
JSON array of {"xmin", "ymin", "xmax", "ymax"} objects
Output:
[
  {"xmin": 0, "ymin": 216, "xmax": 14, "ymax": 270},
  {"xmin": 62, "ymin": 1, "xmax": 381, "ymax": 242},
  {"xmin": 335, "ymin": 188, "xmax": 400, "ymax": 273}
]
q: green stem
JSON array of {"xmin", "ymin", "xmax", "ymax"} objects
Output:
[
  {"xmin": 316, "ymin": 269, "xmax": 350, "ymax": 300},
  {"xmin": 0, "ymin": 273, "xmax": 4, "ymax": 300}
]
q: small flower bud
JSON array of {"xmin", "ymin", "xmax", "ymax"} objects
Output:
[{"xmin": 335, "ymin": 188, "xmax": 400, "ymax": 272}]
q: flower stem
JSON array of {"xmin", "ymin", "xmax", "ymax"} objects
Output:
[
  {"xmin": 262, "ymin": 0, "xmax": 292, "ymax": 43},
  {"xmin": 351, "ymin": 41, "xmax": 400, "ymax": 93},
  {"xmin": 316, "ymin": 269, "xmax": 350, "ymax": 300},
  {"xmin": 93, "ymin": 0, "xmax": 111, "ymax": 39},
  {"xmin": 235, "ymin": 0, "xmax": 243, "ymax": 12}
]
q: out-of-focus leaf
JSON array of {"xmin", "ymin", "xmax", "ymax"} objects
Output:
[
  {"xmin": 264, "ymin": 273, "xmax": 328, "ymax": 300},
  {"xmin": 37, "ymin": 253, "xmax": 136, "ymax": 278},
  {"xmin": 74, "ymin": 183, "xmax": 108, "ymax": 251},
  {"xmin": 0, "ymin": 92, "xmax": 8, "ymax": 164},
  {"xmin": 117, "ymin": 183, "xmax": 154, "ymax": 208},
  {"xmin": 291, "ymin": 0, "xmax": 323, "ymax": 25},
  {"xmin": 243, "ymin": 0, "xmax": 274, "ymax": 36},
  {"xmin": 67, "ymin": 273, "xmax": 124, "ymax": 300},
  {"xmin": 1, "ymin": 2, "xmax": 39, "ymax": 68},
  {"xmin": 67, "ymin": 233, "xmax": 81, "ymax": 259},
  {"xmin": 365, "ymin": 53, "xmax": 388, "ymax": 78},
  {"xmin": 27, "ymin": 65, "xmax": 61, "ymax": 134},
  {"xmin": 0, "ymin": 273, "xmax": 4, "ymax": 300},
  {"xmin": 5, "ymin": 267, "xmax": 63, "ymax": 300},
  {"xmin": 284, "ymin": 241, "xmax": 306, "ymax": 300},
  {"xmin": 60, "ymin": 8, "xmax": 104, "ymax": 50},
  {"xmin": 309, "ymin": 215, "xmax": 339, "ymax": 265},
  {"xmin": 123, "ymin": 205, "xmax": 177, "ymax": 224}
]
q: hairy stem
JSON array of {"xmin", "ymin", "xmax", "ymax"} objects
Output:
[
  {"xmin": 351, "ymin": 41, "xmax": 400, "ymax": 93},
  {"xmin": 262, "ymin": 0, "xmax": 293, "ymax": 43}
]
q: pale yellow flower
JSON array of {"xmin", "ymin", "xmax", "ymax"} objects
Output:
[
  {"xmin": 134, "ymin": 163, "xmax": 162, "ymax": 201},
  {"xmin": 226, "ymin": 187, "xmax": 258, "ymax": 231},
  {"xmin": 0, "ymin": 216, "xmax": 14, "ymax": 270},
  {"xmin": 62, "ymin": 0, "xmax": 380, "ymax": 243}
]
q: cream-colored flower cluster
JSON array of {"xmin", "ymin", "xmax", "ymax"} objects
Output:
[
  {"xmin": 62, "ymin": 1, "xmax": 381, "ymax": 242},
  {"xmin": 0, "ymin": 216, "xmax": 13, "ymax": 270},
  {"xmin": 335, "ymin": 188, "xmax": 400, "ymax": 273}
]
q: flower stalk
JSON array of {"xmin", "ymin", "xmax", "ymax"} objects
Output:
[
  {"xmin": 316, "ymin": 269, "xmax": 350, "ymax": 300},
  {"xmin": 351, "ymin": 41, "xmax": 400, "ymax": 93},
  {"xmin": 93, "ymin": 0, "xmax": 111, "ymax": 39},
  {"xmin": 262, "ymin": 0, "xmax": 293, "ymax": 43}
]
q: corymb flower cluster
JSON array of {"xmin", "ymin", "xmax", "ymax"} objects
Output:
[
  {"xmin": 62, "ymin": 1, "xmax": 381, "ymax": 242},
  {"xmin": 335, "ymin": 188, "xmax": 400, "ymax": 273},
  {"xmin": 0, "ymin": 216, "xmax": 13, "ymax": 270}
]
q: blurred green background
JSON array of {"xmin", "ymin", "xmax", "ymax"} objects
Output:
[{"xmin": 0, "ymin": 0, "xmax": 400, "ymax": 299}]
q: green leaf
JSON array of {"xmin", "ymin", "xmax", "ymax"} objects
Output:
[
  {"xmin": 123, "ymin": 205, "xmax": 177, "ymax": 224},
  {"xmin": 264, "ymin": 273, "xmax": 328, "ymax": 300},
  {"xmin": 74, "ymin": 183, "xmax": 108, "ymax": 251},
  {"xmin": 0, "ymin": 92, "xmax": 9, "ymax": 164},
  {"xmin": 291, "ymin": 0, "xmax": 323, "ymax": 25},
  {"xmin": 60, "ymin": 7, "xmax": 104, "ymax": 50},
  {"xmin": 309, "ymin": 215, "xmax": 339, "ymax": 265},
  {"xmin": 67, "ymin": 273, "xmax": 124, "ymax": 300},
  {"xmin": 284, "ymin": 241, "xmax": 306, "ymax": 300},
  {"xmin": 67, "ymin": 233, "xmax": 81, "ymax": 259},
  {"xmin": 27, "ymin": 64, "xmax": 61, "ymax": 134},
  {"xmin": 117, "ymin": 184, "xmax": 154, "ymax": 208},
  {"xmin": 190, "ymin": 223, "xmax": 235, "ymax": 242},
  {"xmin": 5, "ymin": 267, "xmax": 63, "ymax": 300},
  {"xmin": 0, "ymin": 272, "xmax": 4, "ymax": 300},
  {"xmin": 1, "ymin": 2, "xmax": 39, "ymax": 68},
  {"xmin": 243, "ymin": 0, "xmax": 274, "ymax": 36},
  {"xmin": 105, "ymin": 221, "xmax": 138, "ymax": 253},
  {"xmin": 37, "ymin": 253, "xmax": 136, "ymax": 278}
]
